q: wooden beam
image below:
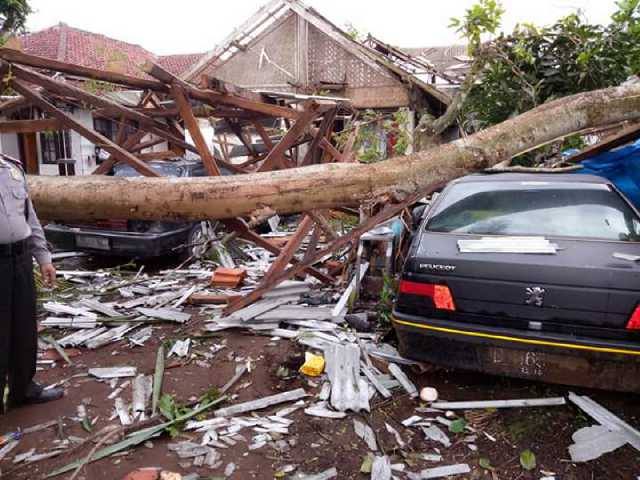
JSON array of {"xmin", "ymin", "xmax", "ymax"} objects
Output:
[
  {"xmin": 0, "ymin": 47, "xmax": 167, "ymax": 92},
  {"xmin": 319, "ymin": 137, "xmax": 345, "ymax": 162},
  {"xmin": 0, "ymin": 95, "xmax": 29, "ymax": 115},
  {"xmin": 302, "ymin": 108, "xmax": 336, "ymax": 166},
  {"xmin": 307, "ymin": 210, "xmax": 337, "ymax": 240},
  {"xmin": 258, "ymin": 102, "xmax": 321, "ymax": 172},
  {"xmin": 252, "ymin": 121, "xmax": 275, "ymax": 150},
  {"xmin": 0, "ymin": 118, "xmax": 62, "ymax": 134},
  {"xmin": 566, "ymin": 122, "xmax": 640, "ymax": 163},
  {"xmin": 225, "ymin": 185, "xmax": 443, "ymax": 315},
  {"xmin": 137, "ymin": 150, "xmax": 179, "ymax": 161},
  {"xmin": 143, "ymin": 61, "xmax": 299, "ymax": 120},
  {"xmin": 114, "ymin": 117, "xmax": 128, "ymax": 145},
  {"xmin": 227, "ymin": 120, "xmax": 259, "ymax": 159},
  {"xmin": 261, "ymin": 215, "xmax": 314, "ymax": 285},
  {"xmin": 222, "ymin": 218, "xmax": 334, "ymax": 284},
  {"xmin": 8, "ymin": 79, "xmax": 160, "ymax": 178},
  {"xmin": 171, "ymin": 84, "xmax": 221, "ymax": 176},
  {"xmin": 129, "ymin": 136, "xmax": 166, "ymax": 153},
  {"xmin": 8, "ymin": 62, "xmax": 195, "ymax": 154}
]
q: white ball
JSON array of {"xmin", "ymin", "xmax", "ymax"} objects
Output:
[{"xmin": 420, "ymin": 386, "xmax": 438, "ymax": 402}]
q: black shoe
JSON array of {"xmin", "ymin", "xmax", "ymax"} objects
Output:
[{"xmin": 23, "ymin": 383, "xmax": 64, "ymax": 405}]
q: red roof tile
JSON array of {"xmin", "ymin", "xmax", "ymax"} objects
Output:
[
  {"xmin": 14, "ymin": 23, "xmax": 205, "ymax": 79},
  {"xmin": 158, "ymin": 53, "xmax": 205, "ymax": 77}
]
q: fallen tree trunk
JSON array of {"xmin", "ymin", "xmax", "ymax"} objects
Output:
[{"xmin": 28, "ymin": 84, "xmax": 640, "ymax": 222}]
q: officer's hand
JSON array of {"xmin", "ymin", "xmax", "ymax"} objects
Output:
[{"xmin": 40, "ymin": 263, "xmax": 56, "ymax": 288}]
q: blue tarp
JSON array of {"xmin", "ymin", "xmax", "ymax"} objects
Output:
[{"xmin": 573, "ymin": 138, "xmax": 640, "ymax": 207}]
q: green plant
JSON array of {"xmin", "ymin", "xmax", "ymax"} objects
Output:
[
  {"xmin": 519, "ymin": 449, "xmax": 537, "ymax": 471},
  {"xmin": 376, "ymin": 273, "xmax": 397, "ymax": 327},
  {"xmin": 0, "ymin": 0, "xmax": 32, "ymax": 40},
  {"xmin": 449, "ymin": 0, "xmax": 505, "ymax": 55}
]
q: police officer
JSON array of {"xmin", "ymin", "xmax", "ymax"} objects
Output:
[{"xmin": 0, "ymin": 153, "xmax": 64, "ymax": 413}]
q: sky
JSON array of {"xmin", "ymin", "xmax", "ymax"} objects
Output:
[{"xmin": 25, "ymin": 0, "xmax": 619, "ymax": 56}]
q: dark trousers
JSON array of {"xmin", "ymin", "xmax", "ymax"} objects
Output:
[{"xmin": 0, "ymin": 247, "xmax": 37, "ymax": 413}]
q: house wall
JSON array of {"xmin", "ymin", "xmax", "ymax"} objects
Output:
[
  {"xmin": 206, "ymin": 12, "xmax": 411, "ymax": 108},
  {"xmin": 0, "ymin": 132, "xmax": 21, "ymax": 159},
  {"xmin": 212, "ymin": 13, "xmax": 298, "ymax": 90}
]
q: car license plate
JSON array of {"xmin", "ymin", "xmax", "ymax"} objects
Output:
[{"xmin": 76, "ymin": 235, "xmax": 110, "ymax": 250}]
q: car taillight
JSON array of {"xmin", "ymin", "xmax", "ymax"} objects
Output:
[
  {"xmin": 626, "ymin": 306, "xmax": 640, "ymax": 330},
  {"xmin": 399, "ymin": 280, "xmax": 456, "ymax": 311}
]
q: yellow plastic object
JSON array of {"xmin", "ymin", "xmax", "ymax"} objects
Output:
[{"xmin": 299, "ymin": 352, "xmax": 325, "ymax": 377}]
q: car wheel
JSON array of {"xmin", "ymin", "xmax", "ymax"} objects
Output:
[{"xmin": 179, "ymin": 222, "xmax": 209, "ymax": 262}]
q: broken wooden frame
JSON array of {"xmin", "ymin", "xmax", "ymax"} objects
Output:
[{"xmin": 0, "ymin": 48, "xmax": 368, "ymax": 311}]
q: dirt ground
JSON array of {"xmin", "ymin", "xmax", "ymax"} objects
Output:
[
  {"xmin": 2, "ymin": 314, "xmax": 639, "ymax": 480},
  {"xmin": 1, "ymin": 257, "xmax": 639, "ymax": 480}
]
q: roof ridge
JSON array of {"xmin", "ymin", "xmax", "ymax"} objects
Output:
[{"xmin": 24, "ymin": 22, "xmax": 157, "ymax": 58}]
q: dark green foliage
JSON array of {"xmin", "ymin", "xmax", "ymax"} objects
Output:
[
  {"xmin": 0, "ymin": 0, "xmax": 32, "ymax": 38},
  {"xmin": 462, "ymin": 1, "xmax": 640, "ymax": 132}
]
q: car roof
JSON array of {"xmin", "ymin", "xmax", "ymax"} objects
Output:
[{"xmin": 453, "ymin": 172, "xmax": 611, "ymax": 185}]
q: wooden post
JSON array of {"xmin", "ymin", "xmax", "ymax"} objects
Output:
[{"xmin": 171, "ymin": 84, "xmax": 221, "ymax": 176}]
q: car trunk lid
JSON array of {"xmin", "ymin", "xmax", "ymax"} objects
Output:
[{"xmin": 401, "ymin": 233, "xmax": 640, "ymax": 330}]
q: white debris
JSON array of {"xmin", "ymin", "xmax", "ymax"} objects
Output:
[
  {"xmin": 422, "ymin": 426, "xmax": 451, "ymax": 448},
  {"xmin": 354, "ymin": 419, "xmax": 378, "ymax": 451},
  {"xmin": 388, "ymin": 363, "xmax": 418, "ymax": 398},
  {"xmin": 168, "ymin": 339, "xmax": 191, "ymax": 358},
  {"xmin": 407, "ymin": 464, "xmax": 471, "ymax": 479},
  {"xmin": 89, "ymin": 367, "xmax": 137, "ymax": 379},
  {"xmin": 371, "ymin": 456, "xmax": 392, "ymax": 480},
  {"xmin": 420, "ymin": 387, "xmax": 439, "ymax": 403}
]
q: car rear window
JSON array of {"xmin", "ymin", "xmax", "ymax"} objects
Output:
[
  {"xmin": 426, "ymin": 180, "xmax": 640, "ymax": 241},
  {"xmin": 114, "ymin": 164, "xmax": 184, "ymax": 177}
]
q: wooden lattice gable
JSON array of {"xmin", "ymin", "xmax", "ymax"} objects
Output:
[{"xmin": 184, "ymin": 0, "xmax": 449, "ymax": 109}]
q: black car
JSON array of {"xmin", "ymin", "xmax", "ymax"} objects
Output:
[
  {"xmin": 44, "ymin": 160, "xmax": 213, "ymax": 260},
  {"xmin": 394, "ymin": 173, "xmax": 640, "ymax": 392}
]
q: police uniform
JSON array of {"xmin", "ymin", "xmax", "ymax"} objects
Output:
[{"xmin": 0, "ymin": 156, "xmax": 55, "ymax": 412}]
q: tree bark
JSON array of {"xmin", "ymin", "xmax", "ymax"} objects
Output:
[{"xmin": 28, "ymin": 84, "xmax": 640, "ymax": 222}]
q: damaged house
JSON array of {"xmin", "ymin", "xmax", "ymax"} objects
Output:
[
  {"xmin": 183, "ymin": 0, "xmax": 453, "ymax": 153},
  {"xmin": 0, "ymin": 23, "xmax": 204, "ymax": 176}
]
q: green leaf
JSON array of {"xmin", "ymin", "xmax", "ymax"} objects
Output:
[
  {"xmin": 449, "ymin": 418, "xmax": 467, "ymax": 434},
  {"xmin": 479, "ymin": 458, "xmax": 493, "ymax": 470},
  {"xmin": 520, "ymin": 449, "xmax": 537, "ymax": 471},
  {"xmin": 48, "ymin": 395, "xmax": 228, "ymax": 478},
  {"xmin": 158, "ymin": 394, "xmax": 176, "ymax": 421},
  {"xmin": 81, "ymin": 416, "xmax": 93, "ymax": 433}
]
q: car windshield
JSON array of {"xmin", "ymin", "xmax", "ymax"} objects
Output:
[
  {"xmin": 113, "ymin": 163, "xmax": 184, "ymax": 177},
  {"xmin": 426, "ymin": 180, "xmax": 640, "ymax": 242}
]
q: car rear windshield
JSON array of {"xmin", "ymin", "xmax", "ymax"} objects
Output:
[
  {"xmin": 114, "ymin": 164, "xmax": 184, "ymax": 177},
  {"xmin": 426, "ymin": 180, "xmax": 640, "ymax": 242}
]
